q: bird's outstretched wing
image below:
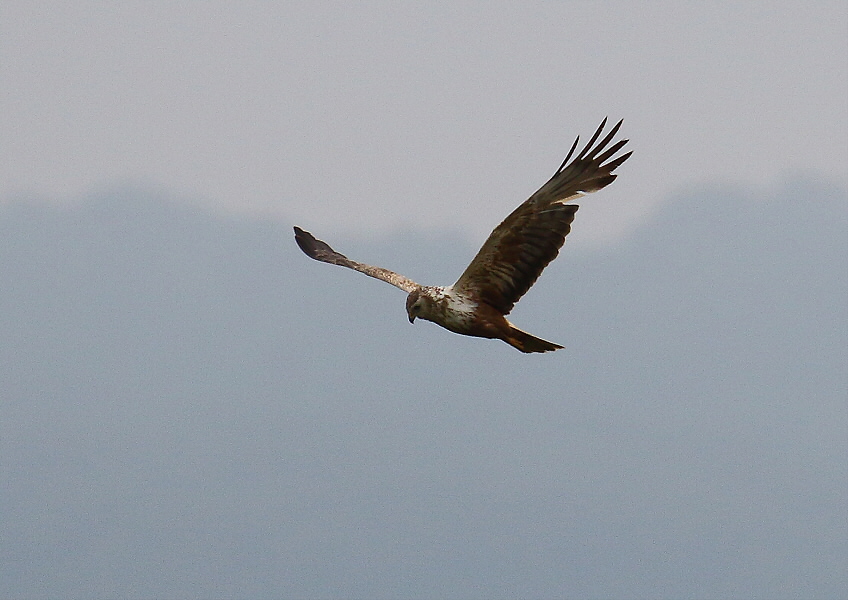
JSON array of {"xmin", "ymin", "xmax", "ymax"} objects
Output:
[
  {"xmin": 453, "ymin": 118, "xmax": 631, "ymax": 315},
  {"xmin": 293, "ymin": 226, "xmax": 419, "ymax": 293}
]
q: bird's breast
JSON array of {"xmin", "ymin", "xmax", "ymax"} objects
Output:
[{"xmin": 421, "ymin": 286, "xmax": 477, "ymax": 332}]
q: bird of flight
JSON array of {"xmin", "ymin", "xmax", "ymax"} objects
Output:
[{"xmin": 294, "ymin": 118, "xmax": 631, "ymax": 353}]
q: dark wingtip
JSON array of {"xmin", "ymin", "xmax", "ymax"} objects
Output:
[
  {"xmin": 293, "ymin": 225, "xmax": 349, "ymax": 263},
  {"xmin": 293, "ymin": 225, "xmax": 311, "ymax": 253},
  {"xmin": 293, "ymin": 225, "xmax": 325, "ymax": 259}
]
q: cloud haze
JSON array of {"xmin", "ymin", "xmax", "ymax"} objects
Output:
[{"xmin": 2, "ymin": 2, "xmax": 846, "ymax": 243}]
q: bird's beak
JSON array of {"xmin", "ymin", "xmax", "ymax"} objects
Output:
[{"xmin": 408, "ymin": 315, "xmax": 416, "ymax": 324}]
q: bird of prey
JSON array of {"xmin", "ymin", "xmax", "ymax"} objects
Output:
[{"xmin": 294, "ymin": 118, "xmax": 631, "ymax": 353}]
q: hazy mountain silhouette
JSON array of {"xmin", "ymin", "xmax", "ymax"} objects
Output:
[{"xmin": 1, "ymin": 179, "xmax": 845, "ymax": 598}]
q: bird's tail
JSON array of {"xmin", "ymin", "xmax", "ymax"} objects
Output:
[{"xmin": 504, "ymin": 324, "xmax": 563, "ymax": 353}]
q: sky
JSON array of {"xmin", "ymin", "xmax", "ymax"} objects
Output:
[
  {"xmin": 1, "ymin": 2, "xmax": 847, "ymax": 244},
  {"xmin": 1, "ymin": 2, "xmax": 847, "ymax": 599}
]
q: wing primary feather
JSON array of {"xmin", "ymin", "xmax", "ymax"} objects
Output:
[
  {"xmin": 574, "ymin": 117, "xmax": 609, "ymax": 162},
  {"xmin": 601, "ymin": 150, "xmax": 633, "ymax": 173},
  {"xmin": 294, "ymin": 226, "xmax": 352, "ymax": 266},
  {"xmin": 590, "ymin": 120, "xmax": 623, "ymax": 161},
  {"xmin": 556, "ymin": 118, "xmax": 623, "ymax": 178},
  {"xmin": 556, "ymin": 135, "xmax": 581, "ymax": 174},
  {"xmin": 595, "ymin": 138, "xmax": 630, "ymax": 165}
]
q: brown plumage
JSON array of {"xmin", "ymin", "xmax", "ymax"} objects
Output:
[{"xmin": 294, "ymin": 118, "xmax": 631, "ymax": 353}]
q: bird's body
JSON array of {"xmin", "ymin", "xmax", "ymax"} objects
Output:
[
  {"xmin": 294, "ymin": 118, "xmax": 631, "ymax": 353},
  {"xmin": 404, "ymin": 285, "xmax": 560, "ymax": 353},
  {"xmin": 406, "ymin": 286, "xmax": 477, "ymax": 334}
]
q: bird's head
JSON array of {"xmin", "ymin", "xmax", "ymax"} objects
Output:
[{"xmin": 406, "ymin": 288, "xmax": 423, "ymax": 324}]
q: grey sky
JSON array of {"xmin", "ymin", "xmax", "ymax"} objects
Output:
[{"xmin": 2, "ymin": 2, "xmax": 846, "ymax": 244}]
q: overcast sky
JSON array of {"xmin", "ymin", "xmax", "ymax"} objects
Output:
[{"xmin": 2, "ymin": 2, "xmax": 846, "ymax": 244}]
